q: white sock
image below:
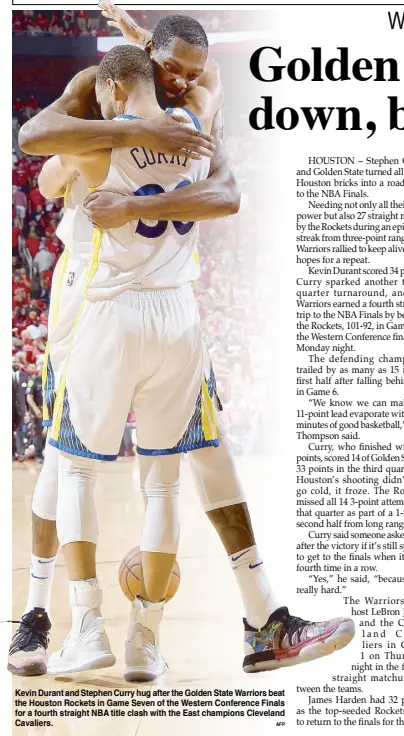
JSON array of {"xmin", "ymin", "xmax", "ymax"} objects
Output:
[
  {"xmin": 69, "ymin": 578, "xmax": 102, "ymax": 634},
  {"xmin": 229, "ymin": 545, "xmax": 278, "ymax": 629},
  {"xmin": 24, "ymin": 553, "xmax": 57, "ymax": 617}
]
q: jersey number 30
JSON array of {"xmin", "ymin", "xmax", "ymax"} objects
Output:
[{"xmin": 134, "ymin": 181, "xmax": 194, "ymax": 239}]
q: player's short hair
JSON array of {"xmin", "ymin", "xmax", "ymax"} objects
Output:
[
  {"xmin": 96, "ymin": 44, "xmax": 155, "ymax": 88},
  {"xmin": 152, "ymin": 15, "xmax": 208, "ymax": 52}
]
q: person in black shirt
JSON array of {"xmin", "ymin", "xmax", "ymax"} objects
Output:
[
  {"xmin": 12, "ymin": 359, "xmax": 30, "ymax": 461},
  {"xmin": 26, "ymin": 373, "xmax": 44, "ymax": 463}
]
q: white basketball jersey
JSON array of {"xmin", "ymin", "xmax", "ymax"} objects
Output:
[
  {"xmin": 56, "ymin": 175, "xmax": 93, "ymax": 257},
  {"xmin": 64, "ymin": 175, "xmax": 89, "ymax": 211},
  {"xmin": 59, "ymin": 109, "xmax": 210, "ymax": 298}
]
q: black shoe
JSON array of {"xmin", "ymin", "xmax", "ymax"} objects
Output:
[{"xmin": 8, "ymin": 607, "xmax": 51, "ymax": 676}]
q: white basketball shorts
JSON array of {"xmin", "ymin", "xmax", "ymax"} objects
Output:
[{"xmin": 48, "ymin": 286, "xmax": 221, "ymax": 460}]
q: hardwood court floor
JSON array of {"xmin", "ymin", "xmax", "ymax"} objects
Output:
[{"xmin": 11, "ymin": 455, "xmax": 345, "ymax": 735}]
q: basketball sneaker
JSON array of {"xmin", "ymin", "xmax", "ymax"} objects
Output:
[
  {"xmin": 124, "ymin": 597, "xmax": 167, "ymax": 682},
  {"xmin": 47, "ymin": 617, "xmax": 115, "ymax": 675},
  {"xmin": 8, "ymin": 607, "xmax": 51, "ymax": 676},
  {"xmin": 243, "ymin": 606, "xmax": 355, "ymax": 672},
  {"xmin": 47, "ymin": 583, "xmax": 115, "ymax": 675}
]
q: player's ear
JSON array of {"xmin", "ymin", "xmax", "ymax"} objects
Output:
[
  {"xmin": 145, "ymin": 40, "xmax": 153, "ymax": 56},
  {"xmin": 106, "ymin": 77, "xmax": 115, "ymax": 96}
]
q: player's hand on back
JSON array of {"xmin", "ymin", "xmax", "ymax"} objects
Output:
[
  {"xmin": 83, "ymin": 190, "xmax": 131, "ymax": 229},
  {"xmin": 139, "ymin": 114, "xmax": 215, "ymax": 160}
]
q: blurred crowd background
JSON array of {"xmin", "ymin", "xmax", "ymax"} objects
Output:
[
  {"xmin": 12, "ymin": 8, "xmax": 267, "ymax": 36},
  {"xmin": 12, "ymin": 9, "xmax": 269, "ymax": 461}
]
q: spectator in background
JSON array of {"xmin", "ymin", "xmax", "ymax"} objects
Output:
[
  {"xmin": 35, "ymin": 13, "xmax": 49, "ymax": 34},
  {"xmin": 38, "ymin": 274, "xmax": 51, "ymax": 308},
  {"xmin": 33, "ymin": 242, "xmax": 55, "ymax": 275},
  {"xmin": 12, "ymin": 221, "xmax": 23, "ymax": 260},
  {"xmin": 12, "ymin": 356, "xmax": 30, "ymax": 461},
  {"xmin": 12, "ymin": 98, "xmax": 25, "ymax": 122},
  {"xmin": 28, "ymin": 178, "xmax": 45, "ymax": 213},
  {"xmin": 26, "ymin": 15, "xmax": 41, "ymax": 36},
  {"xmin": 25, "ymin": 309, "xmax": 47, "ymax": 341},
  {"xmin": 44, "ymin": 199, "xmax": 61, "ymax": 218},
  {"xmin": 19, "ymin": 267, "xmax": 32, "ymax": 292},
  {"xmin": 45, "ymin": 215, "xmax": 59, "ymax": 239},
  {"xmin": 88, "ymin": 10, "xmax": 100, "ymax": 33},
  {"xmin": 62, "ymin": 9, "xmax": 74, "ymax": 30},
  {"xmin": 14, "ymin": 187, "xmax": 27, "ymax": 221},
  {"xmin": 25, "ymin": 222, "xmax": 41, "ymax": 259},
  {"xmin": 46, "ymin": 235, "xmax": 62, "ymax": 259},
  {"xmin": 13, "ymin": 158, "xmax": 30, "ymax": 190},
  {"xmin": 13, "ymin": 306, "xmax": 30, "ymax": 336},
  {"xmin": 26, "ymin": 355, "xmax": 45, "ymax": 463},
  {"xmin": 12, "ymin": 272, "xmax": 30, "ymax": 308},
  {"xmin": 12, "ymin": 13, "xmax": 26, "ymax": 34},
  {"xmin": 49, "ymin": 11, "xmax": 62, "ymax": 35},
  {"xmin": 32, "ymin": 205, "xmax": 48, "ymax": 235},
  {"xmin": 27, "ymin": 157, "xmax": 44, "ymax": 182},
  {"xmin": 20, "ymin": 412, "xmax": 36, "ymax": 460},
  {"xmin": 76, "ymin": 10, "xmax": 89, "ymax": 32}
]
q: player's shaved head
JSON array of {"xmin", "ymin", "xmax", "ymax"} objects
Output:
[
  {"xmin": 96, "ymin": 44, "xmax": 155, "ymax": 90},
  {"xmin": 152, "ymin": 15, "xmax": 208, "ymax": 52}
]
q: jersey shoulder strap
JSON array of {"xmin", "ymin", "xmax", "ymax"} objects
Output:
[
  {"xmin": 116, "ymin": 114, "xmax": 142, "ymax": 120},
  {"xmin": 167, "ymin": 106, "xmax": 201, "ymax": 132},
  {"xmin": 116, "ymin": 109, "xmax": 201, "ymax": 131}
]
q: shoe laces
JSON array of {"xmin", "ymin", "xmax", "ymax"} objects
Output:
[
  {"xmin": 8, "ymin": 609, "xmax": 50, "ymax": 655},
  {"xmin": 276, "ymin": 607, "xmax": 312, "ymax": 645}
]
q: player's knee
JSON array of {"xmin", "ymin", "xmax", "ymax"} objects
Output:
[
  {"xmin": 142, "ymin": 477, "xmax": 180, "ymax": 500},
  {"xmin": 140, "ymin": 494, "xmax": 180, "ymax": 554},
  {"xmin": 56, "ymin": 451, "xmax": 98, "ymax": 547},
  {"xmin": 189, "ymin": 423, "xmax": 246, "ymax": 512},
  {"xmin": 31, "ymin": 442, "xmax": 59, "ymax": 521},
  {"xmin": 140, "ymin": 453, "xmax": 180, "ymax": 500},
  {"xmin": 140, "ymin": 456, "xmax": 180, "ymax": 555}
]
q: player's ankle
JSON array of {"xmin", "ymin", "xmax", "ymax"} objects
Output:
[{"xmin": 68, "ymin": 579, "xmax": 103, "ymax": 633}]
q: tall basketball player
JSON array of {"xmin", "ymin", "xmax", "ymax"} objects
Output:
[
  {"xmin": 45, "ymin": 44, "xmax": 222, "ymax": 680},
  {"xmin": 9, "ymin": 61, "xmax": 234, "ymax": 678},
  {"xmin": 16, "ymin": 13, "xmax": 354, "ymax": 681}
]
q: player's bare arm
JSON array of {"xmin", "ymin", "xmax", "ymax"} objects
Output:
[
  {"xmin": 19, "ymin": 71, "xmax": 215, "ymax": 160},
  {"xmin": 38, "ymin": 156, "xmax": 79, "ymax": 199},
  {"xmin": 84, "ymin": 140, "xmax": 239, "ymax": 227},
  {"xmin": 83, "ymin": 111, "xmax": 239, "ymax": 228},
  {"xmin": 184, "ymin": 59, "xmax": 223, "ymax": 127},
  {"xmin": 57, "ymin": 150, "xmax": 112, "ymax": 192},
  {"xmin": 99, "ymin": 1, "xmax": 152, "ymax": 46}
]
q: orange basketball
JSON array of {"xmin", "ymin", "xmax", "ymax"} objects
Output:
[{"xmin": 119, "ymin": 545, "xmax": 180, "ymax": 603}]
